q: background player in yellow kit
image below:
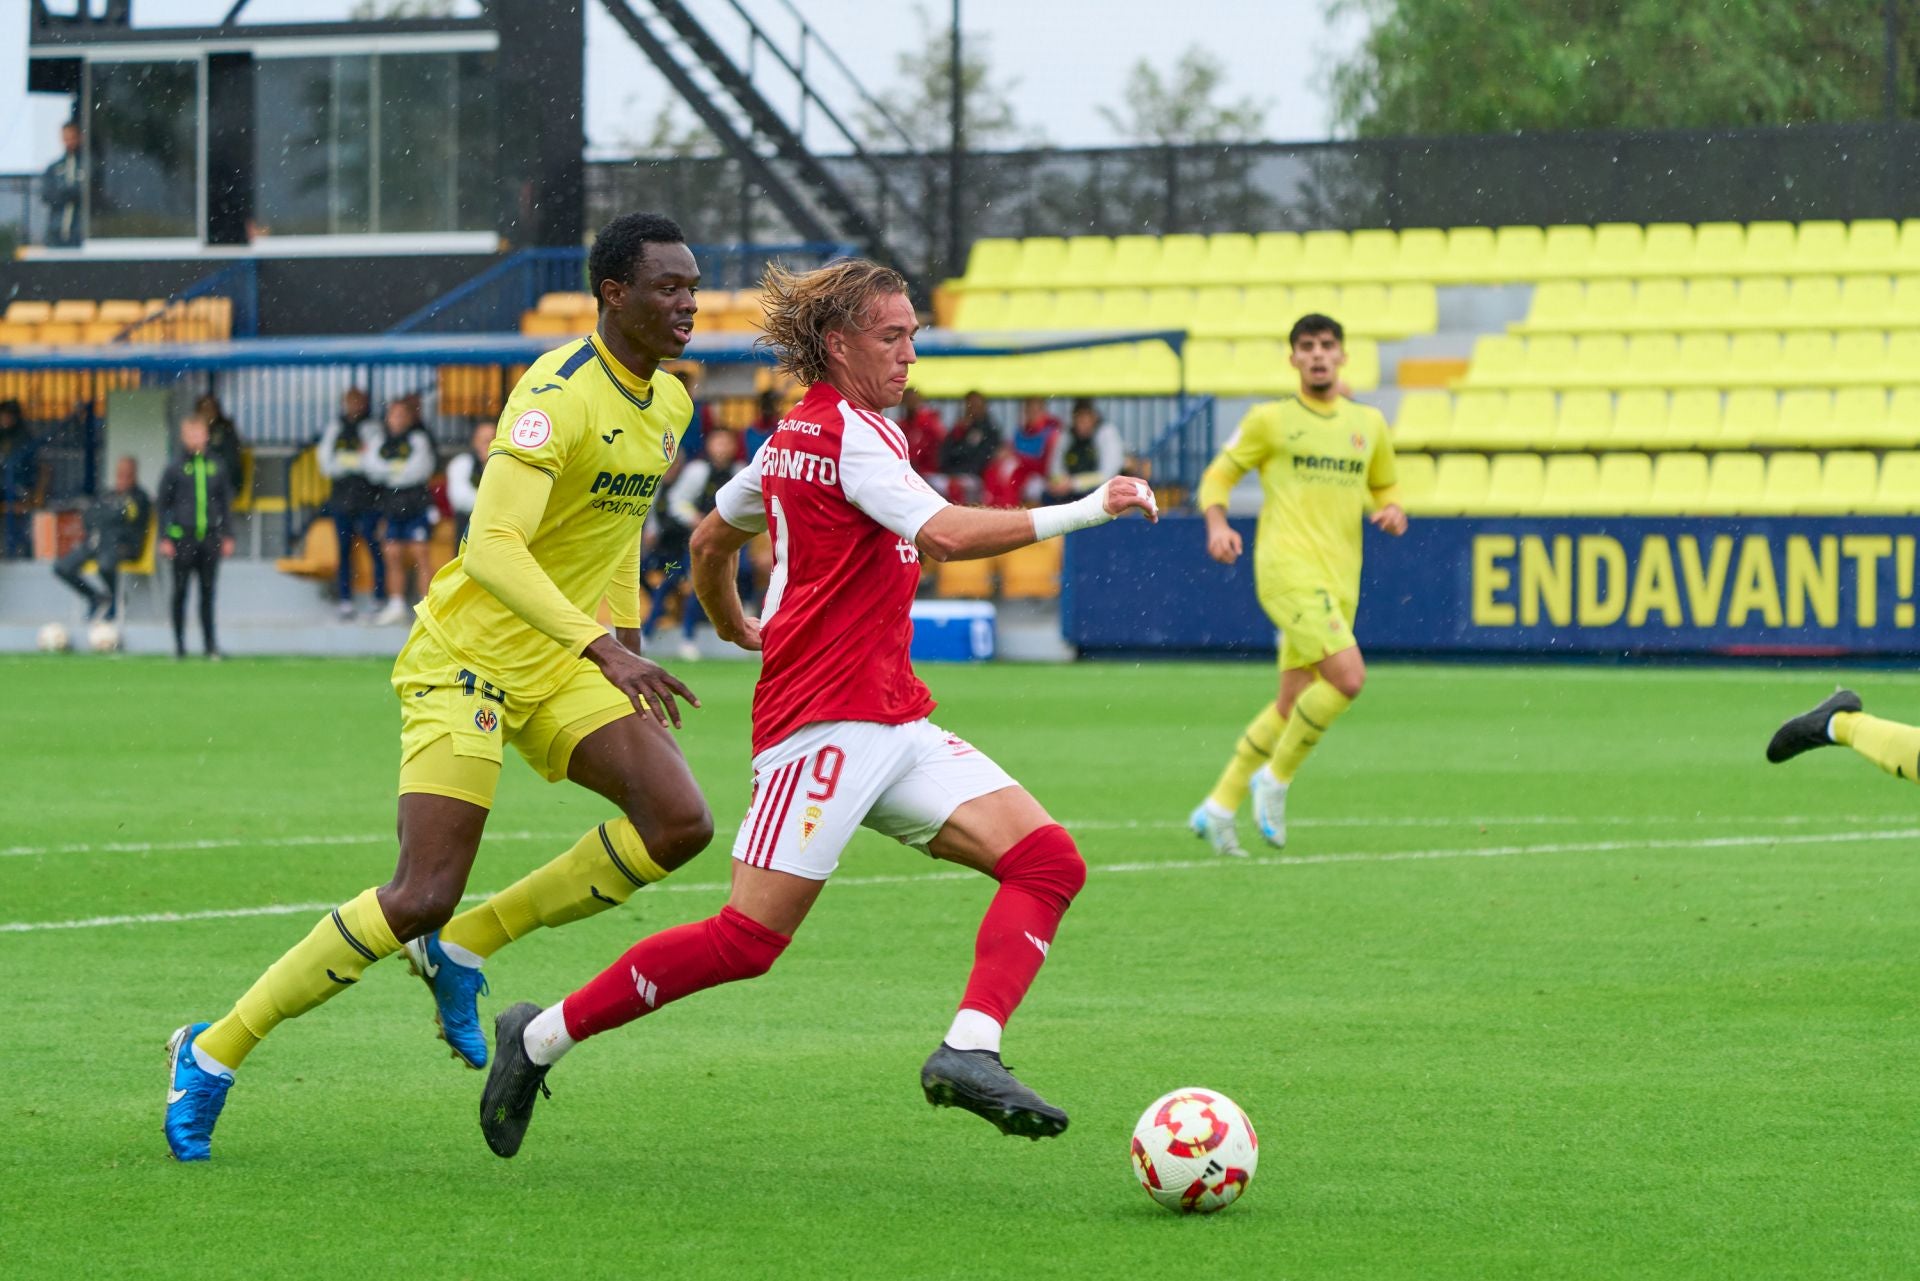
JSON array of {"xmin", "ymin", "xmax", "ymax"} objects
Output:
[
  {"xmin": 164, "ymin": 213, "xmax": 714, "ymax": 1161},
  {"xmin": 1768, "ymin": 687, "xmax": 1920, "ymax": 782},
  {"xmin": 1188, "ymin": 314, "xmax": 1407, "ymax": 855}
]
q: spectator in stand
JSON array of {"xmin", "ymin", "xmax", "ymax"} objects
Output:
[
  {"xmin": 743, "ymin": 388, "xmax": 782, "ymax": 460},
  {"xmin": 896, "ymin": 386, "xmax": 947, "ymax": 482},
  {"xmin": 1012, "ymin": 397, "xmax": 1061, "ymax": 499},
  {"xmin": 938, "ymin": 390, "xmax": 1001, "ymax": 503},
  {"xmin": 980, "ymin": 441, "xmax": 1030, "ymax": 509},
  {"xmin": 317, "ymin": 387, "xmax": 384, "ymax": 619},
  {"xmin": 195, "ymin": 394, "xmax": 245, "ymax": 493},
  {"xmin": 1047, "ymin": 397, "xmax": 1126, "ymax": 502},
  {"xmin": 645, "ymin": 426, "xmax": 748, "ymax": 661},
  {"xmin": 157, "ymin": 414, "xmax": 234, "ymax": 660},
  {"xmin": 366, "ymin": 397, "xmax": 437, "ymax": 625},
  {"xmin": 41, "ymin": 121, "xmax": 83, "ymax": 248},
  {"xmin": 53, "ymin": 455, "xmax": 150, "ymax": 620},
  {"xmin": 444, "ymin": 420, "xmax": 494, "ymax": 548},
  {"xmin": 0, "ymin": 399, "xmax": 48, "ymax": 560}
]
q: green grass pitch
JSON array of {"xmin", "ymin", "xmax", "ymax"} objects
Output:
[{"xmin": 2, "ymin": 654, "xmax": 1916, "ymax": 1278}]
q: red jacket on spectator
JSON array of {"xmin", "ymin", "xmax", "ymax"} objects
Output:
[
  {"xmin": 981, "ymin": 446, "xmax": 1028, "ymax": 509},
  {"xmin": 899, "ymin": 402, "xmax": 947, "ymax": 477}
]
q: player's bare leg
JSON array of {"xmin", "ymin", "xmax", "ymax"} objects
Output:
[
  {"xmin": 1251, "ymin": 648, "xmax": 1366, "ymax": 849},
  {"xmin": 920, "ymin": 786, "xmax": 1083, "ymax": 1139}
]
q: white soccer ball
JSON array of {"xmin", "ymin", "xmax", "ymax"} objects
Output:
[
  {"xmin": 87, "ymin": 621, "xmax": 122, "ymax": 653},
  {"xmin": 1130, "ymin": 1087, "xmax": 1259, "ymax": 1214},
  {"xmin": 37, "ymin": 622, "xmax": 71, "ymax": 653}
]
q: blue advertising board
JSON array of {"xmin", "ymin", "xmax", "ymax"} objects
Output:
[{"xmin": 1063, "ymin": 514, "xmax": 1920, "ymax": 658}]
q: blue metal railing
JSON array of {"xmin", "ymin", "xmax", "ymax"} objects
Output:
[
  {"xmin": 1145, "ymin": 395, "xmax": 1217, "ymax": 494},
  {"xmin": 387, "ymin": 241, "xmax": 859, "ymax": 334}
]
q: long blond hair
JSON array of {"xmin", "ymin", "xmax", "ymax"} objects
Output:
[{"xmin": 755, "ymin": 258, "xmax": 909, "ymax": 387}]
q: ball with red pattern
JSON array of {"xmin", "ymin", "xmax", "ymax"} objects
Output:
[{"xmin": 1129, "ymin": 1087, "xmax": 1258, "ymax": 1214}]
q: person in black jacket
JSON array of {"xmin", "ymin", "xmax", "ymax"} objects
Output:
[
  {"xmin": 41, "ymin": 122, "xmax": 83, "ymax": 248},
  {"xmin": 316, "ymin": 387, "xmax": 384, "ymax": 619},
  {"xmin": 53, "ymin": 455, "xmax": 151, "ymax": 620},
  {"xmin": 157, "ymin": 414, "xmax": 235, "ymax": 660},
  {"xmin": 195, "ymin": 393, "xmax": 245, "ymax": 490},
  {"xmin": 937, "ymin": 390, "xmax": 1000, "ymax": 503}
]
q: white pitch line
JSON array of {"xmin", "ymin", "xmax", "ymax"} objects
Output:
[
  {"xmin": 4, "ymin": 825, "xmax": 1915, "ymax": 935},
  {"xmin": 2, "ymin": 813, "xmax": 1911, "ymax": 860}
]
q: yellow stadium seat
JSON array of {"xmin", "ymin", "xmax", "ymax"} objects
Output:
[
  {"xmin": 1491, "ymin": 390, "xmax": 1556, "ymax": 449},
  {"xmin": 1884, "ymin": 388, "xmax": 1920, "ymax": 447},
  {"xmin": 1743, "ymin": 222, "xmax": 1796, "ymax": 272},
  {"xmin": 35, "ymin": 322, "xmax": 83, "ymax": 345},
  {"xmin": 1896, "ymin": 220, "xmax": 1920, "ymax": 272},
  {"xmin": 1347, "ymin": 229, "xmax": 1398, "ymax": 281},
  {"xmin": 1393, "ymin": 228, "xmax": 1448, "ymax": 282},
  {"xmin": 1238, "ymin": 284, "xmax": 1295, "ymax": 338},
  {"xmin": 1789, "ymin": 220, "xmax": 1849, "ymax": 275},
  {"xmin": 1756, "ymin": 451, "xmax": 1821, "ymax": 514},
  {"xmin": 1843, "ymin": 219, "xmax": 1899, "ymax": 272},
  {"xmin": 1480, "ymin": 452, "xmax": 1545, "ymax": 513},
  {"xmin": 1647, "ymin": 451, "xmax": 1710, "ymax": 513},
  {"xmin": 1227, "ymin": 340, "xmax": 1296, "ymax": 395},
  {"xmin": 96, "ymin": 299, "xmax": 143, "ymax": 325},
  {"xmin": 1541, "ymin": 224, "xmax": 1594, "ymax": 276},
  {"xmin": 1442, "ymin": 226, "xmax": 1496, "ymax": 284},
  {"xmin": 1868, "ymin": 450, "xmax": 1920, "ymax": 513},
  {"xmin": 1838, "ymin": 275, "xmax": 1895, "ymax": 327},
  {"xmin": 1490, "ymin": 225, "xmax": 1545, "ymax": 281},
  {"xmin": 1427, "ymin": 452, "xmax": 1490, "ymax": 514},
  {"xmin": 1727, "ymin": 332, "xmax": 1782, "ymax": 385},
  {"xmin": 1244, "ymin": 232, "xmax": 1299, "ymax": 285},
  {"xmin": 1338, "ymin": 283, "xmax": 1389, "ymax": 336},
  {"xmin": 1692, "ymin": 223, "xmax": 1745, "ymax": 275},
  {"xmin": 1394, "ymin": 390, "xmax": 1453, "ymax": 449},
  {"xmin": 4, "ymin": 300, "xmax": 51, "ymax": 325},
  {"xmin": 1000, "ymin": 539, "xmax": 1063, "ymax": 599},
  {"xmin": 935, "ymin": 557, "xmax": 994, "ymax": 599},
  {"xmin": 1633, "ymin": 279, "xmax": 1687, "ymax": 331},
  {"xmin": 951, "ymin": 291, "xmax": 1010, "ymax": 331},
  {"xmin": 1296, "ymin": 229, "xmax": 1351, "ymax": 283},
  {"xmin": 1779, "ymin": 331, "xmax": 1834, "ymax": 386},
  {"xmin": 1816, "ymin": 450, "xmax": 1878, "ymax": 514},
  {"xmin": 1188, "ymin": 285, "xmax": 1246, "ymax": 339},
  {"xmin": 1773, "ymin": 390, "xmax": 1834, "ymax": 445},
  {"xmin": 1047, "ymin": 289, "xmax": 1104, "ymax": 330},
  {"xmin": 1641, "ymin": 223, "xmax": 1695, "ymax": 276},
  {"xmin": 905, "ymin": 356, "xmax": 981, "ymax": 398},
  {"xmin": 1015, "ymin": 238, "xmax": 1069, "ymax": 289},
  {"xmin": 1202, "ymin": 233, "xmax": 1258, "ymax": 286},
  {"xmin": 1464, "ymin": 334, "xmax": 1525, "ymax": 386},
  {"xmin": 1141, "ymin": 287, "xmax": 1196, "ymax": 330},
  {"xmin": 1108, "ymin": 235, "xmax": 1162, "ymax": 286},
  {"xmin": 1383, "ymin": 284, "xmax": 1438, "ymax": 337},
  {"xmin": 1056, "ymin": 236, "xmax": 1115, "ymax": 288},
  {"xmin": 1735, "ymin": 277, "xmax": 1790, "ymax": 328},
  {"xmin": 1612, "ymin": 389, "xmax": 1672, "ymax": 450},
  {"xmin": 1185, "ymin": 339, "xmax": 1234, "ymax": 391},
  {"xmin": 1786, "ymin": 275, "xmax": 1841, "ymax": 325},
  {"xmin": 0, "ymin": 322, "xmax": 36, "ymax": 345},
  {"xmin": 1092, "ymin": 288, "xmax": 1150, "ymax": 331},
  {"xmin": 1447, "ymin": 389, "xmax": 1505, "ymax": 450},
  {"xmin": 1684, "ymin": 277, "xmax": 1738, "ymax": 329},
  {"xmin": 1344, "ymin": 338, "xmax": 1381, "ymax": 392},
  {"xmin": 1619, "ymin": 333, "xmax": 1676, "ymax": 388},
  {"xmin": 1589, "ymin": 223, "xmax": 1645, "ymax": 277},
  {"xmin": 962, "ymin": 238, "xmax": 1022, "ymax": 290},
  {"xmin": 1700, "ymin": 451, "xmax": 1765, "ymax": 513},
  {"xmin": 1597, "ymin": 451, "xmax": 1657, "ymax": 515},
  {"xmin": 521, "ymin": 311, "xmax": 575, "ymax": 337},
  {"xmin": 1718, "ymin": 388, "xmax": 1776, "ymax": 449},
  {"xmin": 1556, "ymin": 389, "xmax": 1613, "ymax": 449},
  {"xmin": 1582, "ymin": 279, "xmax": 1636, "ymax": 330},
  {"xmin": 1521, "ymin": 280, "xmax": 1582, "ymax": 332},
  {"xmin": 1835, "ymin": 330, "xmax": 1887, "ymax": 382},
  {"xmin": 1394, "ymin": 453, "xmax": 1439, "ymax": 512},
  {"xmin": 1541, "ymin": 453, "xmax": 1600, "ymax": 513},
  {"xmin": 81, "ymin": 320, "xmax": 123, "ymax": 344},
  {"xmin": 999, "ymin": 291, "xmax": 1056, "ymax": 330},
  {"xmin": 536, "ymin": 291, "xmax": 592, "ymax": 317},
  {"xmin": 1566, "ymin": 333, "xmax": 1622, "ymax": 388},
  {"xmin": 1677, "ymin": 332, "xmax": 1730, "ymax": 388},
  {"xmin": 1832, "ymin": 387, "xmax": 1894, "ymax": 447},
  {"xmin": 52, "ymin": 299, "xmax": 97, "ymax": 324},
  {"xmin": 1153, "ymin": 234, "xmax": 1209, "ymax": 286},
  {"xmin": 1889, "ymin": 332, "xmax": 1920, "ymax": 380},
  {"xmin": 1108, "ymin": 339, "xmax": 1180, "ymax": 395},
  {"xmin": 1663, "ymin": 388, "xmax": 1722, "ymax": 450},
  {"xmin": 1521, "ymin": 334, "xmax": 1576, "ymax": 389},
  {"xmin": 1290, "ymin": 282, "xmax": 1340, "ymax": 321}
]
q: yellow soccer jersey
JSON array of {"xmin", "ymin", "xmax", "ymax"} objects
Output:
[
  {"xmin": 1197, "ymin": 394, "xmax": 1399, "ymax": 603},
  {"xmin": 416, "ymin": 331, "xmax": 691, "ymax": 698}
]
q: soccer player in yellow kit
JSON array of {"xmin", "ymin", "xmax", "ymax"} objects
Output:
[
  {"xmin": 164, "ymin": 213, "xmax": 713, "ymax": 1161},
  {"xmin": 1188, "ymin": 314, "xmax": 1407, "ymax": 855},
  {"xmin": 1767, "ymin": 687, "xmax": 1920, "ymax": 782}
]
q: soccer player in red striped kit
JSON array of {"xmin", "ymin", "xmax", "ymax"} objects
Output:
[{"xmin": 479, "ymin": 258, "xmax": 1158, "ymax": 1155}]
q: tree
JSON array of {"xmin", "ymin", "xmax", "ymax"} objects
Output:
[
  {"xmin": 1331, "ymin": 0, "xmax": 1916, "ymax": 136},
  {"xmin": 1097, "ymin": 48, "xmax": 1270, "ymax": 146},
  {"xmin": 856, "ymin": 4, "xmax": 1037, "ymax": 151}
]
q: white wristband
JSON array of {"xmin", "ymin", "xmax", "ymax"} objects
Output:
[{"xmin": 1030, "ymin": 486, "xmax": 1115, "ymax": 541}]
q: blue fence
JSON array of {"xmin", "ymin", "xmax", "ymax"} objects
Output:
[{"xmin": 1065, "ymin": 514, "xmax": 1920, "ymax": 659}]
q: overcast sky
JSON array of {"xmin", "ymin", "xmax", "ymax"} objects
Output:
[{"xmin": 2, "ymin": 0, "xmax": 1366, "ymax": 170}]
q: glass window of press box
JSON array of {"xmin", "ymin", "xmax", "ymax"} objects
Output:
[
  {"xmin": 86, "ymin": 59, "xmax": 200, "ymax": 240},
  {"xmin": 253, "ymin": 51, "xmax": 496, "ymax": 237}
]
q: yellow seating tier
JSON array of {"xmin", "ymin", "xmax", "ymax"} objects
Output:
[
  {"xmin": 0, "ymin": 296, "xmax": 232, "ymax": 348},
  {"xmin": 1399, "ymin": 449, "xmax": 1919, "ymax": 516},
  {"xmin": 955, "ymin": 221, "xmax": 1920, "ymax": 291},
  {"xmin": 909, "ymin": 338, "xmax": 1377, "ymax": 399},
  {"xmin": 521, "ymin": 290, "xmax": 765, "ymax": 338},
  {"xmin": 1460, "ymin": 331, "xmax": 1920, "ymax": 392},
  {"xmin": 950, "ymin": 284, "xmax": 1437, "ymax": 341},
  {"xmin": 1518, "ymin": 274, "xmax": 1920, "ymax": 335},
  {"xmin": 1397, "ymin": 386, "xmax": 1920, "ymax": 452}
]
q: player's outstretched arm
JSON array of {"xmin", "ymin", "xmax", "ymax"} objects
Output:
[
  {"xmin": 690, "ymin": 511, "xmax": 763, "ymax": 652},
  {"xmin": 914, "ymin": 475, "xmax": 1157, "ymax": 564}
]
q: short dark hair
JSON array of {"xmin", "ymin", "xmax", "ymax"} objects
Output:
[
  {"xmin": 589, "ymin": 213, "xmax": 687, "ymax": 310},
  {"xmin": 1071, "ymin": 397, "xmax": 1097, "ymax": 416},
  {"xmin": 1289, "ymin": 313, "xmax": 1344, "ymax": 346}
]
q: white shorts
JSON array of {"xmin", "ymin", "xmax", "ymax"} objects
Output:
[{"xmin": 730, "ymin": 718, "xmax": 1018, "ymax": 881}]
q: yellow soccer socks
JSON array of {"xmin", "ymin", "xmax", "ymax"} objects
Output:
[
  {"xmin": 1267, "ymin": 680, "xmax": 1355, "ymax": 784},
  {"xmin": 1207, "ymin": 703, "xmax": 1288, "ymax": 813},
  {"xmin": 439, "ymin": 818, "xmax": 667, "ymax": 960},
  {"xmin": 194, "ymin": 887, "xmax": 401, "ymax": 1071},
  {"xmin": 1829, "ymin": 712, "xmax": 1920, "ymax": 783}
]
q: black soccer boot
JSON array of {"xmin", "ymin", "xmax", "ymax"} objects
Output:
[
  {"xmin": 920, "ymin": 1044, "xmax": 1069, "ymax": 1140},
  {"xmin": 479, "ymin": 1002, "xmax": 552, "ymax": 1158},
  {"xmin": 1766, "ymin": 688, "xmax": 1862, "ymax": 764}
]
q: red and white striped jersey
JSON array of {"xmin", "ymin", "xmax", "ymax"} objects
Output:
[{"xmin": 715, "ymin": 380, "xmax": 950, "ymax": 755}]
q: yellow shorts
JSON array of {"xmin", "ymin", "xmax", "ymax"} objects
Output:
[
  {"xmin": 1260, "ymin": 584, "xmax": 1358, "ymax": 671},
  {"xmin": 391, "ymin": 627, "xmax": 633, "ymax": 809}
]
